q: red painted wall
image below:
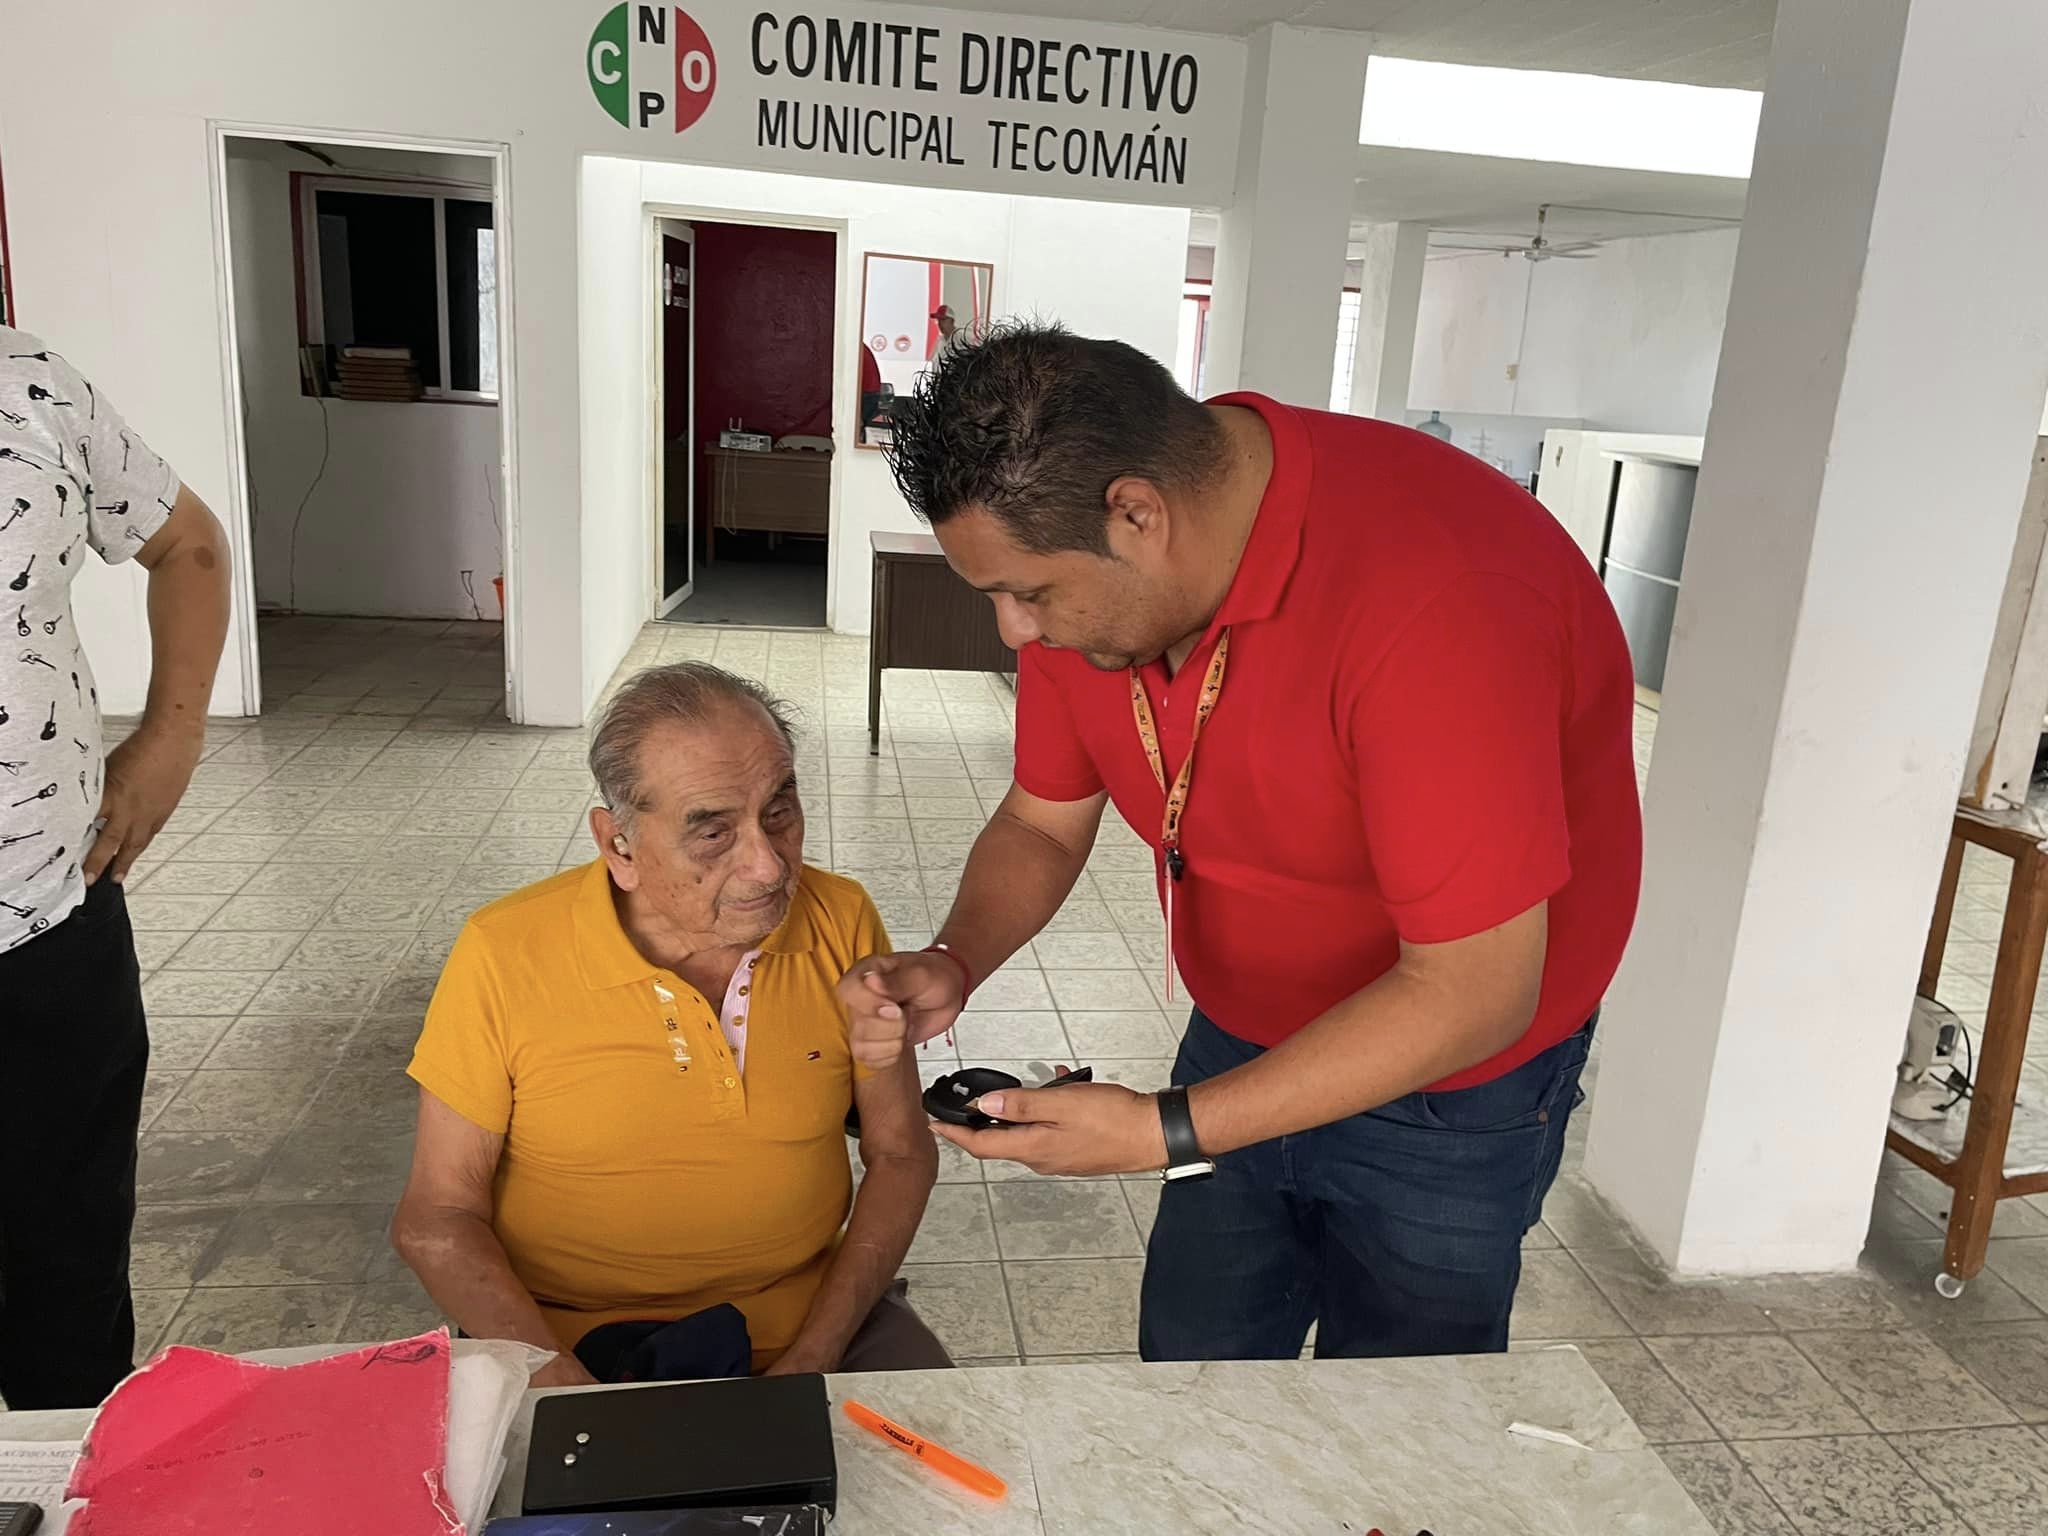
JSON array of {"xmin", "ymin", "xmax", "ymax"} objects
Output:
[{"xmin": 679, "ymin": 223, "xmax": 835, "ymax": 528}]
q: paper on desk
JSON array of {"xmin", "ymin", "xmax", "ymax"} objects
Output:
[
  {"xmin": 446, "ymin": 1341, "xmax": 552, "ymax": 1535},
  {"xmin": 1508, "ymin": 1420, "xmax": 1591, "ymax": 1450},
  {"xmin": 0, "ymin": 1441, "xmax": 81, "ymax": 1533},
  {"xmin": 65, "ymin": 1330, "xmax": 459, "ymax": 1535}
]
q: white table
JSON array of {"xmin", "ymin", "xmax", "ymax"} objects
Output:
[{"xmin": 4, "ymin": 1350, "xmax": 1712, "ymax": 1533}]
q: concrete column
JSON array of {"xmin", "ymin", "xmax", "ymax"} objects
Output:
[
  {"xmin": 1347, "ymin": 220, "xmax": 1429, "ymax": 420},
  {"xmin": 1584, "ymin": 0, "xmax": 2048, "ymax": 1274},
  {"xmin": 1202, "ymin": 25, "xmax": 1370, "ymax": 405}
]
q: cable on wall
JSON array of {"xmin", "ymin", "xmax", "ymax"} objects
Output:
[{"xmin": 286, "ymin": 394, "xmax": 331, "ymax": 614}]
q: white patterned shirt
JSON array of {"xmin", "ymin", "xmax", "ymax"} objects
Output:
[{"xmin": 0, "ymin": 327, "xmax": 178, "ymax": 952}]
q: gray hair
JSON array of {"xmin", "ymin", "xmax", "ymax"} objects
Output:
[{"xmin": 588, "ymin": 662, "xmax": 799, "ymax": 831}]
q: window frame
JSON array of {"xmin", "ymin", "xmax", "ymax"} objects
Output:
[
  {"xmin": 1177, "ymin": 278, "xmax": 1212, "ymax": 397},
  {"xmin": 1329, "ymin": 285, "xmax": 1363, "ymax": 414},
  {"xmin": 292, "ymin": 171, "xmax": 498, "ymax": 404}
]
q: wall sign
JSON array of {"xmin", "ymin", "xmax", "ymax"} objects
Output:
[{"xmin": 584, "ymin": 2, "xmax": 1244, "ymax": 207}]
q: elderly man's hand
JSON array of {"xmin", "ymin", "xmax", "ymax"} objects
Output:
[
  {"xmin": 933, "ymin": 1078, "xmax": 1170, "ymax": 1178},
  {"xmin": 531, "ymin": 1353, "xmax": 599, "ymax": 1390},
  {"xmin": 837, "ymin": 952, "xmax": 964, "ymax": 1069}
]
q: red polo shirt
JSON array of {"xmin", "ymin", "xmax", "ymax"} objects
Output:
[{"xmin": 1013, "ymin": 394, "xmax": 1642, "ymax": 1090}]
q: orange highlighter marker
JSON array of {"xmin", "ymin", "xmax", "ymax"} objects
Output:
[{"xmin": 842, "ymin": 1398, "xmax": 1008, "ymax": 1501}]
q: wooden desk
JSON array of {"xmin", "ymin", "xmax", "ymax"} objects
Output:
[
  {"xmin": 703, "ymin": 446, "xmax": 831, "ymax": 563},
  {"xmin": 868, "ymin": 530, "xmax": 1015, "ymax": 753}
]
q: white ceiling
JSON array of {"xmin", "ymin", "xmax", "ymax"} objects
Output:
[
  {"xmin": 899, "ymin": 1, "xmax": 1773, "ymax": 248},
  {"xmin": 1186, "ymin": 146, "xmax": 1746, "ymax": 254},
  {"xmin": 888, "ymin": 1, "xmax": 1776, "ymax": 88},
  {"xmin": 1351, "ymin": 144, "xmax": 1747, "ymax": 241}
]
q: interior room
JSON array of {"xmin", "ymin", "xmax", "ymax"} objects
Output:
[
  {"xmin": 5, "ymin": 2, "xmax": 2048, "ymax": 1532},
  {"xmin": 577, "ymin": 153, "xmax": 1188, "ymax": 656},
  {"xmin": 222, "ymin": 135, "xmax": 510, "ymax": 716},
  {"xmin": 659, "ymin": 217, "xmax": 836, "ymax": 627}
]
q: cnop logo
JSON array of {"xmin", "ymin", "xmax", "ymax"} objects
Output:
[{"xmin": 589, "ymin": 4, "xmax": 717, "ymax": 133}]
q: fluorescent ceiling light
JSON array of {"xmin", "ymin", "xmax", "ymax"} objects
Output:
[{"xmin": 1360, "ymin": 57, "xmax": 1760, "ymax": 179}]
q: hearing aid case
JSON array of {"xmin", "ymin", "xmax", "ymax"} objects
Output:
[
  {"xmin": 522, "ymin": 1374, "xmax": 836, "ymax": 1516},
  {"xmin": 923, "ymin": 1066, "xmax": 1094, "ymax": 1130}
]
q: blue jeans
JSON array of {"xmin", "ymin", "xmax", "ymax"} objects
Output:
[{"xmin": 1138, "ymin": 1009, "xmax": 1591, "ymax": 1361}]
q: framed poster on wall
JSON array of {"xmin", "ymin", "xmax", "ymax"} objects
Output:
[{"xmin": 856, "ymin": 251, "xmax": 993, "ymax": 449}]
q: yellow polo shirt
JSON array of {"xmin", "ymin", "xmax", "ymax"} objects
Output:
[{"xmin": 408, "ymin": 859, "xmax": 886, "ymax": 1367}]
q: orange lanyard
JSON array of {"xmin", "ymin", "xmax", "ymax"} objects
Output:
[{"xmin": 1129, "ymin": 629, "xmax": 1230, "ymax": 1001}]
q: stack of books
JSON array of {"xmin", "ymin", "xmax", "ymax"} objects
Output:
[{"xmin": 334, "ymin": 345, "xmax": 423, "ymax": 401}]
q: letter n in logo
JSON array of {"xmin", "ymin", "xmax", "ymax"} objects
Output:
[{"xmin": 588, "ymin": 3, "xmax": 630, "ymax": 126}]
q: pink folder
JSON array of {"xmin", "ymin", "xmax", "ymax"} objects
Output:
[{"xmin": 66, "ymin": 1330, "xmax": 460, "ymax": 1535}]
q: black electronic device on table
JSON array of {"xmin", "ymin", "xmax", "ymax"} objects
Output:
[
  {"xmin": 0, "ymin": 1502, "xmax": 42, "ymax": 1536},
  {"xmin": 486, "ymin": 1509, "xmax": 824, "ymax": 1534},
  {"xmin": 522, "ymin": 1375, "xmax": 836, "ymax": 1517},
  {"xmin": 924, "ymin": 1065, "xmax": 1093, "ymax": 1130}
]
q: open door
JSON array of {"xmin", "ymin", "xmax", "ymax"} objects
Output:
[{"xmin": 656, "ymin": 218, "xmax": 695, "ymax": 616}]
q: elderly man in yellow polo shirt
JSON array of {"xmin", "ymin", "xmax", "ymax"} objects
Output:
[{"xmin": 392, "ymin": 663, "xmax": 946, "ymax": 1386}]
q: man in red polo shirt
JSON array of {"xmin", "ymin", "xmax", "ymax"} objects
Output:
[{"xmin": 838, "ymin": 323, "xmax": 1641, "ymax": 1359}]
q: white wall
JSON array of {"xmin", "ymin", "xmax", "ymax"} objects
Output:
[
  {"xmin": 866, "ymin": 258, "xmax": 937, "ymax": 399},
  {"xmin": 579, "ymin": 157, "xmax": 1188, "ymax": 645},
  {"xmin": 0, "ymin": 1, "xmax": 1222, "ymax": 723},
  {"xmin": 577, "ymin": 157, "xmax": 655, "ymax": 711},
  {"xmin": 1005, "ymin": 193, "xmax": 1185, "ymax": 364},
  {"xmin": 0, "ymin": 4, "xmax": 592, "ymax": 719},
  {"xmin": 1400, "ymin": 410, "xmax": 1586, "ymax": 486},
  {"xmin": 226, "ymin": 143, "xmax": 504, "ymax": 622},
  {"xmin": 1202, "ymin": 25, "xmax": 1369, "ymax": 406},
  {"xmin": 1410, "ymin": 228, "xmax": 1740, "ymax": 435}
]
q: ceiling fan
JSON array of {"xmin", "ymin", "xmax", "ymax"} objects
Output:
[{"xmin": 1433, "ymin": 205, "xmax": 1601, "ymax": 263}]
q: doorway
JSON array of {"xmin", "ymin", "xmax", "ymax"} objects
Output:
[
  {"xmin": 654, "ymin": 217, "xmax": 837, "ymax": 628},
  {"xmin": 656, "ymin": 217, "xmax": 695, "ymax": 615},
  {"xmin": 214, "ymin": 128, "xmax": 517, "ymax": 717}
]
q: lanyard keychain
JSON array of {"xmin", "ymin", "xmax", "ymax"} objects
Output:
[{"xmin": 1128, "ymin": 628, "xmax": 1231, "ymax": 1003}]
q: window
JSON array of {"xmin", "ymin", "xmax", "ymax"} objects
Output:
[
  {"xmin": 1173, "ymin": 280, "xmax": 1211, "ymax": 397},
  {"xmin": 1328, "ymin": 288, "xmax": 1362, "ymax": 413},
  {"xmin": 297, "ymin": 175, "xmax": 497, "ymax": 401},
  {"xmin": 1172, "ymin": 279, "xmax": 1362, "ymax": 409}
]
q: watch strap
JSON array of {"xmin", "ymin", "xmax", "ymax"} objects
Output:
[{"xmin": 1156, "ymin": 1086, "xmax": 1206, "ymax": 1170}]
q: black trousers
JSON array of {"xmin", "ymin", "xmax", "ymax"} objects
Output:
[{"xmin": 0, "ymin": 878, "xmax": 148, "ymax": 1408}]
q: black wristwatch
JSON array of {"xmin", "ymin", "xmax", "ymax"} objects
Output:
[{"xmin": 1156, "ymin": 1087, "xmax": 1216, "ymax": 1182}]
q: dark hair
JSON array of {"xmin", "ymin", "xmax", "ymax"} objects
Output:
[{"xmin": 884, "ymin": 320, "xmax": 1226, "ymax": 555}]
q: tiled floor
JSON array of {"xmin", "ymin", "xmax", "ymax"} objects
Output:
[
  {"xmin": 89, "ymin": 616, "xmax": 2048, "ymax": 1531},
  {"xmin": 668, "ymin": 552, "xmax": 828, "ymax": 627}
]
